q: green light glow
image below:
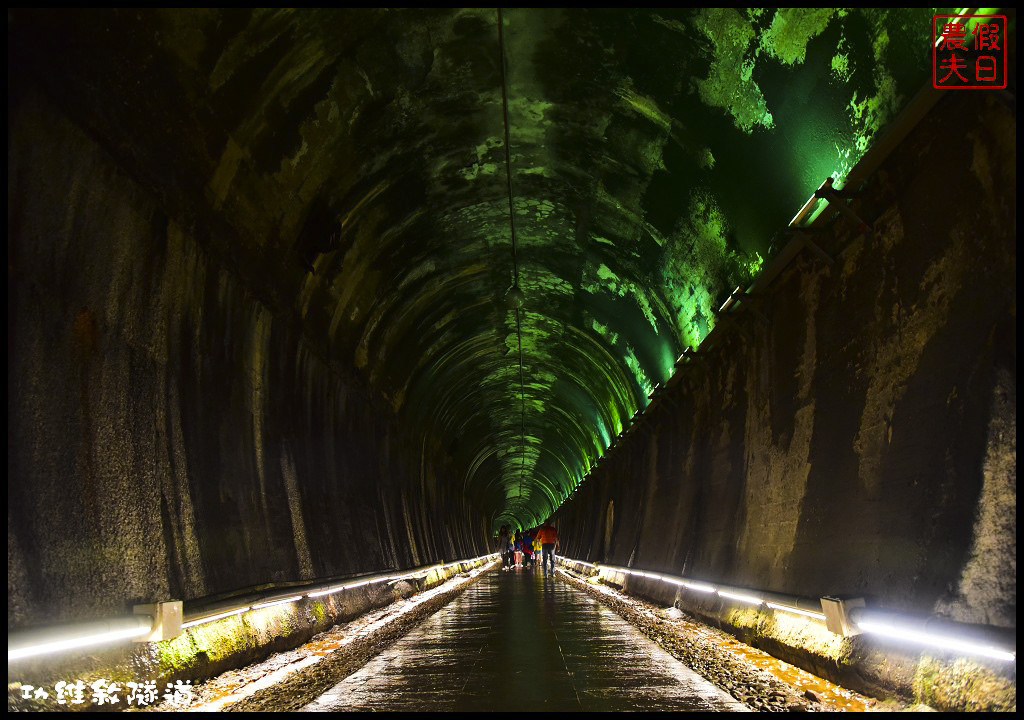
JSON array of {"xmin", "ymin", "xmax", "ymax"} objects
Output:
[
  {"xmin": 253, "ymin": 8, "xmax": 958, "ymax": 525},
  {"xmin": 10, "ymin": 7, "xmax": 959, "ymax": 532},
  {"xmin": 695, "ymin": 8, "xmax": 776, "ymax": 133}
]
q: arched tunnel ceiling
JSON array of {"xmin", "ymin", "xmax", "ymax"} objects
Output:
[{"xmin": 10, "ymin": 8, "xmax": 948, "ymax": 529}]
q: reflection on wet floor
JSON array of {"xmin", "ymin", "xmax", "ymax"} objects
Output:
[{"xmin": 302, "ymin": 569, "xmax": 748, "ymax": 712}]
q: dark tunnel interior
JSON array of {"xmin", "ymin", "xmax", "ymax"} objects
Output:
[{"xmin": 7, "ymin": 8, "xmax": 1016, "ymax": 710}]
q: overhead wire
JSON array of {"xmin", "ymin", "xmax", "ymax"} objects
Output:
[{"xmin": 497, "ymin": 7, "xmax": 528, "ymax": 515}]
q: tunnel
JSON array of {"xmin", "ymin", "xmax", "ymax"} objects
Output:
[{"xmin": 7, "ymin": 8, "xmax": 1017, "ymax": 713}]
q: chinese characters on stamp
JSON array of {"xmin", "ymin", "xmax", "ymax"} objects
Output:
[{"xmin": 933, "ymin": 15, "xmax": 1007, "ymax": 90}]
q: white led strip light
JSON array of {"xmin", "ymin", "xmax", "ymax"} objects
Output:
[
  {"xmin": 305, "ymin": 556, "xmax": 499, "ymax": 601},
  {"xmin": 181, "ymin": 607, "xmax": 248, "ymax": 630},
  {"xmin": 557, "ymin": 557, "xmax": 1014, "ymax": 662},
  {"xmin": 251, "ymin": 595, "xmax": 304, "ymax": 610},
  {"xmin": 855, "ymin": 617, "xmax": 1016, "ymax": 663},
  {"xmin": 215, "ymin": 553, "xmax": 502, "ymax": 622},
  {"xmin": 766, "ymin": 602, "xmax": 825, "ymax": 620},
  {"xmin": 561, "ymin": 560, "xmax": 821, "ymax": 617},
  {"xmin": 9, "ymin": 553, "xmax": 500, "ymax": 661},
  {"xmin": 8, "ymin": 625, "xmax": 152, "ymax": 661},
  {"xmin": 718, "ymin": 589, "xmax": 764, "ymax": 606}
]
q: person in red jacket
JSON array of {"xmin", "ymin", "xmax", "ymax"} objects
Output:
[{"xmin": 535, "ymin": 520, "xmax": 559, "ymax": 577}]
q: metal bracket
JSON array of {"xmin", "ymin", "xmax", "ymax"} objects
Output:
[
  {"xmin": 712, "ymin": 311, "xmax": 752, "ymax": 343},
  {"xmin": 738, "ymin": 296, "xmax": 768, "ymax": 324},
  {"xmin": 820, "ymin": 596, "xmax": 865, "ymax": 637},
  {"xmin": 785, "ymin": 227, "xmax": 835, "ymax": 264},
  {"xmin": 815, "ymin": 177, "xmax": 873, "ymax": 235},
  {"xmin": 133, "ymin": 600, "xmax": 183, "ymax": 642},
  {"xmin": 674, "ymin": 347, "xmax": 708, "ymax": 379},
  {"xmin": 719, "ymin": 286, "xmax": 769, "ymax": 324}
]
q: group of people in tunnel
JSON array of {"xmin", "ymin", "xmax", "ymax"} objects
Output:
[{"xmin": 496, "ymin": 520, "xmax": 559, "ymax": 576}]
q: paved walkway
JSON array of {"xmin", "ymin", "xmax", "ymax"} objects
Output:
[{"xmin": 302, "ymin": 568, "xmax": 747, "ymax": 712}]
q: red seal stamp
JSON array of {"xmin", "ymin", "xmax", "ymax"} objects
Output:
[{"xmin": 933, "ymin": 15, "xmax": 1007, "ymax": 89}]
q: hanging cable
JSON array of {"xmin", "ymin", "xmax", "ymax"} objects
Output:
[{"xmin": 497, "ymin": 7, "xmax": 528, "ymax": 506}]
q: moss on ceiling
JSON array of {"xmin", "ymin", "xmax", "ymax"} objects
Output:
[{"xmin": 10, "ymin": 7, "xmax": 949, "ymax": 530}]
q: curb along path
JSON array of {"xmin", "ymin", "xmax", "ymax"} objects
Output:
[{"xmin": 556, "ymin": 567, "xmax": 918, "ymax": 712}]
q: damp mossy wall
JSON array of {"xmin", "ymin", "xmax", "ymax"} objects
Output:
[
  {"xmin": 7, "ymin": 89, "xmax": 491, "ymax": 632},
  {"xmin": 554, "ymin": 88, "xmax": 1016, "ymax": 712},
  {"xmin": 5, "ymin": 10, "xmax": 1015, "ymax": 710}
]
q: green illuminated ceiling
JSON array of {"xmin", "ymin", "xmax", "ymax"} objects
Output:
[{"xmin": 12, "ymin": 8, "xmax": 949, "ymax": 529}]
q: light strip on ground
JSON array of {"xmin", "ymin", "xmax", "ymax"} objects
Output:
[
  {"xmin": 11, "ymin": 554, "xmax": 497, "ymax": 661},
  {"xmin": 310, "ymin": 554, "xmax": 490, "ymax": 598},
  {"xmin": 563, "ymin": 556, "xmax": 1012, "ymax": 661},
  {"xmin": 717, "ymin": 589, "xmax": 763, "ymax": 606},
  {"xmin": 186, "ymin": 561, "xmax": 496, "ymax": 712},
  {"xmin": 856, "ymin": 618, "xmax": 1016, "ymax": 662},
  {"xmin": 681, "ymin": 580, "xmax": 716, "ymax": 593},
  {"xmin": 766, "ymin": 602, "xmax": 826, "ymax": 621},
  {"xmin": 9, "ymin": 625, "xmax": 151, "ymax": 661},
  {"xmin": 251, "ymin": 595, "xmax": 303, "ymax": 610},
  {"xmin": 181, "ymin": 607, "xmax": 250, "ymax": 628},
  {"xmin": 307, "ymin": 586, "xmax": 344, "ymax": 598}
]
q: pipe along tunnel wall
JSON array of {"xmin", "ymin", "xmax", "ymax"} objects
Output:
[{"xmin": 8, "ymin": 66, "xmax": 1016, "ymax": 714}]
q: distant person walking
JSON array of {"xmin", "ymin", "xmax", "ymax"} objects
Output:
[
  {"xmin": 497, "ymin": 525, "xmax": 513, "ymax": 571},
  {"xmin": 535, "ymin": 520, "xmax": 559, "ymax": 577},
  {"xmin": 521, "ymin": 527, "xmax": 536, "ymax": 569}
]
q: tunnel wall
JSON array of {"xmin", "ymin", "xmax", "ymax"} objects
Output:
[
  {"xmin": 555, "ymin": 90, "xmax": 1016, "ymax": 629},
  {"xmin": 8, "ymin": 91, "xmax": 490, "ymax": 630}
]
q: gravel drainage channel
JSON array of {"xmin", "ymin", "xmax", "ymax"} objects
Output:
[
  {"xmin": 555, "ymin": 567, "xmax": 934, "ymax": 713},
  {"xmin": 143, "ymin": 562, "xmax": 497, "ymax": 712}
]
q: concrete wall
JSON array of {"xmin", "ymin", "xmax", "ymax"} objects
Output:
[
  {"xmin": 555, "ymin": 90, "xmax": 1016, "ymax": 628},
  {"xmin": 547, "ymin": 91, "xmax": 1016, "ymax": 711},
  {"xmin": 8, "ymin": 91, "xmax": 490, "ymax": 630},
  {"xmin": 6, "ymin": 42, "xmax": 1015, "ymax": 711}
]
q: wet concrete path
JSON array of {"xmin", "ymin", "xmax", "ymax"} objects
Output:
[{"xmin": 302, "ymin": 569, "xmax": 748, "ymax": 712}]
